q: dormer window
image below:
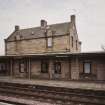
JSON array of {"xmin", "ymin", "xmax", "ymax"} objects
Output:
[{"xmin": 47, "ymin": 37, "xmax": 53, "ymax": 47}]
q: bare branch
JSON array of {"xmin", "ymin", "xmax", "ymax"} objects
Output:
[{"xmin": 101, "ymin": 45, "xmax": 105, "ymax": 51}]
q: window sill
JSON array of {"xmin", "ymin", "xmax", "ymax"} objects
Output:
[
  {"xmin": 79, "ymin": 73, "xmax": 96, "ymax": 80},
  {"xmin": 41, "ymin": 72, "xmax": 48, "ymax": 74}
]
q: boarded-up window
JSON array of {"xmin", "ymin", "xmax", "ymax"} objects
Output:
[
  {"xmin": 83, "ymin": 62, "xmax": 91, "ymax": 74},
  {"xmin": 41, "ymin": 61, "xmax": 48, "ymax": 73}
]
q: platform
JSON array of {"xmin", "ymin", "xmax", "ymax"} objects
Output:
[
  {"xmin": 0, "ymin": 76, "xmax": 105, "ymax": 91},
  {"xmin": 0, "ymin": 95, "xmax": 55, "ymax": 105}
]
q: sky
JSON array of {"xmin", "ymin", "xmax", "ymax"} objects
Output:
[{"xmin": 0, "ymin": 0, "xmax": 105, "ymax": 55}]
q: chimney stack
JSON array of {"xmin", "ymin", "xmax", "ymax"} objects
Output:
[
  {"xmin": 15, "ymin": 25, "xmax": 20, "ymax": 31},
  {"xmin": 40, "ymin": 20, "xmax": 47, "ymax": 28},
  {"xmin": 71, "ymin": 15, "xmax": 75, "ymax": 23}
]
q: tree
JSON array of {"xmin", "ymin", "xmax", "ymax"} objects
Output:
[{"xmin": 101, "ymin": 45, "xmax": 105, "ymax": 51}]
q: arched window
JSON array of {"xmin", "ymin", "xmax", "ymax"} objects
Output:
[{"xmin": 41, "ymin": 61, "xmax": 49, "ymax": 73}]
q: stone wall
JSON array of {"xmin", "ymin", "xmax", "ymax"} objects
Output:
[
  {"xmin": 61, "ymin": 60, "xmax": 70, "ymax": 79},
  {"xmin": 12, "ymin": 59, "xmax": 28, "ymax": 78},
  {"xmin": 96, "ymin": 61, "xmax": 105, "ymax": 80},
  {"xmin": 71, "ymin": 58, "xmax": 79, "ymax": 80},
  {"xmin": 79, "ymin": 59, "xmax": 105, "ymax": 80},
  {"xmin": 6, "ymin": 41, "xmax": 17, "ymax": 55},
  {"xmin": 69, "ymin": 34, "xmax": 81, "ymax": 53},
  {"xmin": 30, "ymin": 59, "xmax": 70, "ymax": 80},
  {"xmin": 0, "ymin": 56, "xmax": 105, "ymax": 81},
  {"xmin": 6, "ymin": 35, "xmax": 69, "ymax": 55},
  {"xmin": 6, "ymin": 34, "xmax": 81, "ymax": 55},
  {"xmin": 31, "ymin": 60, "xmax": 49, "ymax": 79}
]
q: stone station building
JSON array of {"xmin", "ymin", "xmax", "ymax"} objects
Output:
[{"xmin": 0, "ymin": 15, "xmax": 105, "ymax": 81}]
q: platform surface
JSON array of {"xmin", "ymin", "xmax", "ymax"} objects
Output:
[
  {"xmin": 0, "ymin": 76, "xmax": 105, "ymax": 91},
  {"xmin": 0, "ymin": 102, "xmax": 13, "ymax": 105},
  {"xmin": 0, "ymin": 95, "xmax": 56, "ymax": 105}
]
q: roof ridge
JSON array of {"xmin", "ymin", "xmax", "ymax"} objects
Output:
[
  {"xmin": 20, "ymin": 26, "xmax": 40, "ymax": 31},
  {"xmin": 49, "ymin": 21, "xmax": 70, "ymax": 26},
  {"xmin": 19, "ymin": 21, "xmax": 70, "ymax": 31}
]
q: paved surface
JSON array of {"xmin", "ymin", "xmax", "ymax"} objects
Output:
[
  {"xmin": 0, "ymin": 95, "xmax": 58, "ymax": 105},
  {"xmin": 0, "ymin": 102, "xmax": 13, "ymax": 105},
  {"xmin": 0, "ymin": 76, "xmax": 105, "ymax": 91}
]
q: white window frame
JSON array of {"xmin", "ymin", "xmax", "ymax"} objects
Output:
[
  {"xmin": 47, "ymin": 37, "xmax": 52, "ymax": 47},
  {"xmin": 84, "ymin": 62, "xmax": 91, "ymax": 74}
]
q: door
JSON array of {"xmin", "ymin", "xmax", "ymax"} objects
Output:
[
  {"xmin": 19, "ymin": 59, "xmax": 28, "ymax": 78},
  {"xmin": 52, "ymin": 62, "xmax": 61, "ymax": 79}
]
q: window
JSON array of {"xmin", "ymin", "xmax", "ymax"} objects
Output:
[
  {"xmin": 0, "ymin": 63, "xmax": 6, "ymax": 71},
  {"xmin": 41, "ymin": 61, "xmax": 49, "ymax": 73},
  {"xmin": 54, "ymin": 62, "xmax": 61, "ymax": 74},
  {"xmin": 76, "ymin": 40, "xmax": 78, "ymax": 50},
  {"xmin": 47, "ymin": 37, "xmax": 52, "ymax": 47},
  {"xmin": 83, "ymin": 62, "xmax": 91, "ymax": 74},
  {"xmin": 19, "ymin": 60, "xmax": 27, "ymax": 73},
  {"xmin": 71, "ymin": 36, "xmax": 73, "ymax": 47}
]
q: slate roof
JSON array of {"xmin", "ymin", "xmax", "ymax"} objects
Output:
[{"xmin": 7, "ymin": 22, "xmax": 70, "ymax": 41}]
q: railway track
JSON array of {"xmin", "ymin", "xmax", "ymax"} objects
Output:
[{"xmin": 0, "ymin": 82, "xmax": 105, "ymax": 105}]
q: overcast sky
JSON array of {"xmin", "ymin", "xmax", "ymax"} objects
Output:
[{"xmin": 0, "ymin": 0, "xmax": 105, "ymax": 55}]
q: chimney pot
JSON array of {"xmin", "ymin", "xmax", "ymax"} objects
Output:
[
  {"xmin": 15, "ymin": 25, "xmax": 20, "ymax": 31},
  {"xmin": 79, "ymin": 41, "xmax": 82, "ymax": 45},
  {"xmin": 40, "ymin": 20, "xmax": 47, "ymax": 28}
]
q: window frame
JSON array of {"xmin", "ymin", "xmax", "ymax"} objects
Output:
[
  {"xmin": 19, "ymin": 59, "xmax": 27, "ymax": 73},
  {"xmin": 83, "ymin": 62, "xmax": 91, "ymax": 74},
  {"xmin": 47, "ymin": 37, "xmax": 53, "ymax": 48}
]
